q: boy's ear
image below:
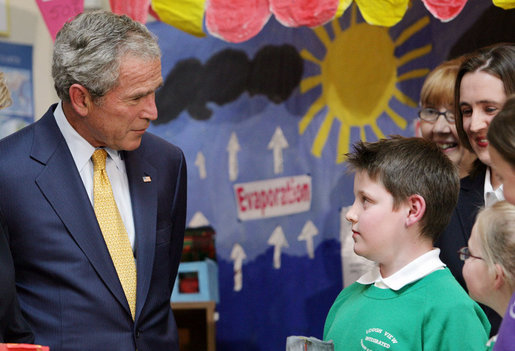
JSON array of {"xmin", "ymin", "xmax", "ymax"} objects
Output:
[
  {"xmin": 405, "ymin": 194, "xmax": 426, "ymax": 227},
  {"xmin": 68, "ymin": 83, "xmax": 92, "ymax": 117}
]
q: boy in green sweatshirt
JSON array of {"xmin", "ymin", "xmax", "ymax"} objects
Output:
[{"xmin": 324, "ymin": 136, "xmax": 490, "ymax": 350}]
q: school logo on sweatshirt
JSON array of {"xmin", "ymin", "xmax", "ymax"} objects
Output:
[{"xmin": 360, "ymin": 328, "xmax": 398, "ymax": 350}]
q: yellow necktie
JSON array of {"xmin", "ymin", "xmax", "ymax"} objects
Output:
[{"xmin": 92, "ymin": 149, "xmax": 137, "ymax": 319}]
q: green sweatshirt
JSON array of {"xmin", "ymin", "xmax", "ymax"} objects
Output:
[{"xmin": 324, "ymin": 268, "xmax": 490, "ymax": 351}]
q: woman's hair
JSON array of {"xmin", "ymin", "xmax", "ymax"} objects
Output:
[
  {"xmin": 475, "ymin": 201, "xmax": 515, "ymax": 289},
  {"xmin": 0, "ymin": 71, "xmax": 12, "ymax": 110},
  {"xmin": 52, "ymin": 10, "xmax": 161, "ymax": 103},
  {"xmin": 454, "ymin": 43, "xmax": 515, "ymax": 152},
  {"xmin": 488, "ymin": 94, "xmax": 515, "ymax": 166},
  {"xmin": 420, "ymin": 57, "xmax": 464, "ymax": 108}
]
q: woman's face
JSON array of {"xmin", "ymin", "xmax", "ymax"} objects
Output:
[
  {"xmin": 459, "ymin": 71, "xmax": 506, "ymax": 166},
  {"xmin": 419, "ymin": 106, "xmax": 464, "ymax": 167}
]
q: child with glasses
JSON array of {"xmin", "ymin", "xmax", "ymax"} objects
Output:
[
  {"xmin": 324, "ymin": 136, "xmax": 490, "ymax": 351},
  {"xmin": 461, "ymin": 200, "xmax": 515, "ymax": 350},
  {"xmin": 486, "ymin": 95, "xmax": 515, "ymax": 351},
  {"xmin": 418, "ymin": 57, "xmax": 476, "ymax": 179}
]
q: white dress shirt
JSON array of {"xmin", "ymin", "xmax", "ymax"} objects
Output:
[
  {"xmin": 484, "ymin": 167, "xmax": 504, "ymax": 208},
  {"xmin": 53, "ymin": 102, "xmax": 136, "ymax": 250},
  {"xmin": 357, "ymin": 249, "xmax": 446, "ymax": 290}
]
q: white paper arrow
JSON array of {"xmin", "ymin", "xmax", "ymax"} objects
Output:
[
  {"xmin": 195, "ymin": 151, "xmax": 207, "ymax": 179},
  {"xmin": 267, "ymin": 126, "xmax": 289, "ymax": 174},
  {"xmin": 227, "ymin": 132, "xmax": 241, "ymax": 181},
  {"xmin": 267, "ymin": 226, "xmax": 289, "ymax": 269},
  {"xmin": 230, "ymin": 243, "xmax": 247, "ymax": 292},
  {"xmin": 188, "ymin": 211, "xmax": 210, "ymax": 228},
  {"xmin": 297, "ymin": 220, "xmax": 319, "ymax": 259}
]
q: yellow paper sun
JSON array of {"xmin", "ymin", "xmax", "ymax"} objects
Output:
[{"xmin": 299, "ymin": 6, "xmax": 431, "ymax": 163}]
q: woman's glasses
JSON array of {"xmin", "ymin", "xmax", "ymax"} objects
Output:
[
  {"xmin": 457, "ymin": 247, "xmax": 483, "ymax": 261},
  {"xmin": 418, "ymin": 108, "xmax": 455, "ymax": 123}
]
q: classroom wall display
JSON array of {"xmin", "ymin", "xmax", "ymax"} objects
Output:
[
  {"xmin": 147, "ymin": 2, "xmax": 514, "ymax": 350},
  {"xmin": 0, "ymin": 41, "xmax": 33, "ymax": 139}
]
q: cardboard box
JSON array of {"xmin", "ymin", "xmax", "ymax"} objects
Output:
[{"xmin": 171, "ymin": 259, "xmax": 219, "ymax": 303}]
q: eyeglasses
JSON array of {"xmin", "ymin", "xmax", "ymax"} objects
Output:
[
  {"xmin": 418, "ymin": 108, "xmax": 455, "ymax": 123},
  {"xmin": 457, "ymin": 247, "xmax": 483, "ymax": 261}
]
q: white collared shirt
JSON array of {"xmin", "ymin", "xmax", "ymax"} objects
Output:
[
  {"xmin": 357, "ymin": 249, "xmax": 445, "ymax": 290},
  {"xmin": 53, "ymin": 102, "xmax": 136, "ymax": 250},
  {"xmin": 484, "ymin": 167, "xmax": 504, "ymax": 208}
]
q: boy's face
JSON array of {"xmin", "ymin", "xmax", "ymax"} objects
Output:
[{"xmin": 346, "ymin": 171, "xmax": 408, "ymax": 264}]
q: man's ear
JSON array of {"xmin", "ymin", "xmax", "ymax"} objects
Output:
[
  {"xmin": 68, "ymin": 84, "xmax": 92, "ymax": 117},
  {"xmin": 405, "ymin": 194, "xmax": 426, "ymax": 227}
]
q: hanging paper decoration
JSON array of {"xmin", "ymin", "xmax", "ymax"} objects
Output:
[
  {"xmin": 356, "ymin": 0, "xmax": 410, "ymax": 26},
  {"xmin": 148, "ymin": 0, "xmax": 512, "ymax": 43},
  {"xmin": 151, "ymin": 0, "xmax": 206, "ymax": 37},
  {"xmin": 110, "ymin": 0, "xmax": 150, "ymax": 23},
  {"xmin": 493, "ymin": 0, "xmax": 515, "ymax": 9},
  {"xmin": 422, "ymin": 0, "xmax": 468, "ymax": 22},
  {"xmin": 270, "ymin": 0, "xmax": 340, "ymax": 27},
  {"xmin": 35, "ymin": 0, "xmax": 84, "ymax": 41},
  {"xmin": 205, "ymin": 0, "xmax": 271, "ymax": 43}
]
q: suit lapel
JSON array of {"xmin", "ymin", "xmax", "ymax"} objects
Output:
[
  {"xmin": 31, "ymin": 109, "xmax": 132, "ymax": 316},
  {"xmin": 124, "ymin": 148, "xmax": 157, "ymax": 321}
]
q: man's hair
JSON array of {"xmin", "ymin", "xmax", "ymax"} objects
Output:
[
  {"xmin": 420, "ymin": 56, "xmax": 464, "ymax": 109},
  {"xmin": 52, "ymin": 10, "xmax": 161, "ymax": 102},
  {"xmin": 475, "ymin": 201, "xmax": 515, "ymax": 289},
  {"xmin": 345, "ymin": 136, "xmax": 460, "ymax": 242},
  {"xmin": 488, "ymin": 94, "xmax": 515, "ymax": 166},
  {"xmin": 455, "ymin": 43, "xmax": 515, "ymax": 152}
]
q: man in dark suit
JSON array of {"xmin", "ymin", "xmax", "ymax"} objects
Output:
[{"xmin": 0, "ymin": 11, "xmax": 187, "ymax": 351}]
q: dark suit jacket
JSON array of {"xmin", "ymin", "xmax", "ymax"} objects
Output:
[
  {"xmin": 435, "ymin": 165, "xmax": 501, "ymax": 335},
  {"xmin": 0, "ymin": 104, "xmax": 187, "ymax": 351},
  {"xmin": 0, "ymin": 218, "xmax": 33, "ymax": 343}
]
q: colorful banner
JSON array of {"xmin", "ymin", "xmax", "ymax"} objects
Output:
[{"xmin": 35, "ymin": 0, "xmax": 83, "ymax": 41}]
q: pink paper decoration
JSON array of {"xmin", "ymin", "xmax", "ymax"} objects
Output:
[
  {"xmin": 110, "ymin": 0, "xmax": 151, "ymax": 24},
  {"xmin": 270, "ymin": 0, "xmax": 340, "ymax": 27},
  {"xmin": 35, "ymin": 0, "xmax": 84, "ymax": 41},
  {"xmin": 205, "ymin": 0, "xmax": 271, "ymax": 43},
  {"xmin": 422, "ymin": 0, "xmax": 468, "ymax": 22}
]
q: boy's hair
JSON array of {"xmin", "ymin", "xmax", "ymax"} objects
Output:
[
  {"xmin": 475, "ymin": 201, "xmax": 515, "ymax": 289},
  {"xmin": 488, "ymin": 94, "xmax": 515, "ymax": 166},
  {"xmin": 345, "ymin": 136, "xmax": 460, "ymax": 242}
]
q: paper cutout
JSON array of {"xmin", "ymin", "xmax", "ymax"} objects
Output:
[
  {"xmin": 151, "ymin": 0, "xmax": 206, "ymax": 37},
  {"xmin": 356, "ymin": 0, "xmax": 410, "ymax": 27},
  {"xmin": 422, "ymin": 0, "xmax": 468, "ymax": 22},
  {"xmin": 492, "ymin": 0, "xmax": 515, "ymax": 9},
  {"xmin": 205, "ymin": 0, "xmax": 271, "ymax": 43},
  {"xmin": 110, "ymin": 0, "xmax": 150, "ymax": 23},
  {"xmin": 35, "ymin": 0, "xmax": 84, "ymax": 41},
  {"xmin": 270, "ymin": 0, "xmax": 340, "ymax": 27}
]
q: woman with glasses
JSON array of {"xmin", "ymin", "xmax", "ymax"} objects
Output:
[
  {"xmin": 436, "ymin": 43, "xmax": 515, "ymax": 336},
  {"xmin": 418, "ymin": 57, "xmax": 476, "ymax": 178},
  {"xmin": 460, "ymin": 200, "xmax": 515, "ymax": 350}
]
